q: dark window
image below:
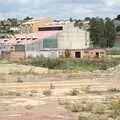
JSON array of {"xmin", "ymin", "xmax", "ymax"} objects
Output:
[
  {"xmin": 38, "ymin": 26, "xmax": 63, "ymax": 31},
  {"xmin": 96, "ymin": 52, "xmax": 99, "ymax": 58},
  {"xmin": 43, "ymin": 38, "xmax": 57, "ymax": 48},
  {"xmin": 75, "ymin": 52, "xmax": 81, "ymax": 58},
  {"xmin": 15, "ymin": 45, "xmax": 25, "ymax": 51},
  {"xmin": 16, "ymin": 38, "xmax": 20, "ymax": 40},
  {"xmin": 32, "ymin": 38, "xmax": 37, "ymax": 40},
  {"xmin": 21, "ymin": 38, "xmax": 25, "ymax": 40},
  {"xmin": 4, "ymin": 40, "xmax": 8, "ymax": 42},
  {"xmin": 27, "ymin": 38, "xmax": 31, "ymax": 40}
]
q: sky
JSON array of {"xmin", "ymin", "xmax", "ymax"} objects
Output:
[{"xmin": 0, "ymin": 0, "xmax": 120, "ymax": 19}]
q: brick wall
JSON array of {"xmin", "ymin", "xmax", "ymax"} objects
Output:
[{"xmin": 10, "ymin": 52, "xmax": 25, "ymax": 61}]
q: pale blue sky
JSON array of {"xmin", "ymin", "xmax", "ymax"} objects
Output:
[{"xmin": 0, "ymin": 0, "xmax": 120, "ymax": 19}]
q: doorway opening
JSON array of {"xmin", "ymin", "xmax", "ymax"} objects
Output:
[
  {"xmin": 75, "ymin": 52, "xmax": 81, "ymax": 58},
  {"xmin": 96, "ymin": 52, "xmax": 99, "ymax": 58}
]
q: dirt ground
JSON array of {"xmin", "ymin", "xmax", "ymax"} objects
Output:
[{"xmin": 0, "ymin": 63, "xmax": 120, "ymax": 120}]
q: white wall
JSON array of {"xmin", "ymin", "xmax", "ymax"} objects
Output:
[
  {"xmin": 57, "ymin": 23, "xmax": 90, "ymax": 49},
  {"xmin": 25, "ymin": 50, "xmax": 58, "ymax": 58}
]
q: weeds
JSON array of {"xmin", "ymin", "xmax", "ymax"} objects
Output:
[
  {"xmin": 66, "ymin": 89, "xmax": 79, "ymax": 96},
  {"xmin": 65, "ymin": 102, "xmax": 83, "ymax": 112},
  {"xmin": 31, "ymin": 90, "xmax": 38, "ymax": 93},
  {"xmin": 50, "ymin": 83, "xmax": 55, "ymax": 89},
  {"xmin": 25, "ymin": 105, "xmax": 33, "ymax": 110},
  {"xmin": 78, "ymin": 115, "xmax": 89, "ymax": 120},
  {"xmin": 17, "ymin": 78, "xmax": 23, "ymax": 83},
  {"xmin": 24, "ymin": 56, "xmax": 120, "ymax": 70},
  {"xmin": 92, "ymin": 103, "xmax": 105, "ymax": 114},
  {"xmin": 81, "ymin": 85, "xmax": 91, "ymax": 93},
  {"xmin": 109, "ymin": 99, "xmax": 120, "ymax": 118},
  {"xmin": 107, "ymin": 88, "xmax": 120, "ymax": 93},
  {"xmin": 0, "ymin": 90, "xmax": 21, "ymax": 96},
  {"xmin": 43, "ymin": 89, "xmax": 52, "ymax": 96}
]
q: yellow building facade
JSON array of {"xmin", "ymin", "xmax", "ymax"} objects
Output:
[{"xmin": 21, "ymin": 18, "xmax": 53, "ymax": 34}]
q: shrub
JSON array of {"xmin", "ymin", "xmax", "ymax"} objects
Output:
[
  {"xmin": 43, "ymin": 89, "xmax": 52, "ymax": 96},
  {"xmin": 58, "ymin": 99, "xmax": 71, "ymax": 106},
  {"xmin": 64, "ymin": 102, "xmax": 93, "ymax": 113},
  {"xmin": 79, "ymin": 115, "xmax": 89, "ymax": 120},
  {"xmin": 0, "ymin": 91, "xmax": 21, "ymax": 96},
  {"xmin": 17, "ymin": 78, "xmax": 23, "ymax": 83},
  {"xmin": 25, "ymin": 105, "xmax": 33, "ymax": 110},
  {"xmin": 66, "ymin": 102, "xmax": 83, "ymax": 112},
  {"xmin": 99, "ymin": 64, "xmax": 107, "ymax": 70},
  {"xmin": 50, "ymin": 83, "xmax": 55, "ymax": 89},
  {"xmin": 107, "ymin": 88, "xmax": 120, "ymax": 93},
  {"xmin": 81, "ymin": 85, "xmax": 91, "ymax": 93},
  {"xmin": 82, "ymin": 103, "xmax": 93, "ymax": 112},
  {"xmin": 31, "ymin": 90, "xmax": 38, "ymax": 93},
  {"xmin": 66, "ymin": 89, "xmax": 79, "ymax": 96},
  {"xmin": 109, "ymin": 99, "xmax": 120, "ymax": 118},
  {"xmin": 92, "ymin": 103, "xmax": 105, "ymax": 114}
]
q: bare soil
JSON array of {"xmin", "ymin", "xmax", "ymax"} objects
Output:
[{"xmin": 0, "ymin": 63, "xmax": 120, "ymax": 120}]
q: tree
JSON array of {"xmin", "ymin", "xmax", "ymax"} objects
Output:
[
  {"xmin": 89, "ymin": 17, "xmax": 116, "ymax": 48},
  {"xmin": 24, "ymin": 16, "xmax": 33, "ymax": 21},
  {"xmin": 115, "ymin": 15, "xmax": 120, "ymax": 21},
  {"xmin": 116, "ymin": 25, "xmax": 120, "ymax": 32},
  {"xmin": 69, "ymin": 18, "xmax": 73, "ymax": 22},
  {"xmin": 90, "ymin": 17, "xmax": 105, "ymax": 48},
  {"xmin": 104, "ymin": 18, "xmax": 116, "ymax": 48},
  {"xmin": 84, "ymin": 17, "xmax": 91, "ymax": 21}
]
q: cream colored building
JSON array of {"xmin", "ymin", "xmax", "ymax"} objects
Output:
[{"xmin": 57, "ymin": 23, "xmax": 90, "ymax": 49}]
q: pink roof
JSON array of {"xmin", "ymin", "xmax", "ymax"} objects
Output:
[{"xmin": 0, "ymin": 31, "xmax": 60, "ymax": 45}]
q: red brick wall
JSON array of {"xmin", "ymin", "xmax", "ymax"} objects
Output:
[
  {"xmin": 82, "ymin": 49, "xmax": 106, "ymax": 59},
  {"xmin": 10, "ymin": 52, "xmax": 25, "ymax": 61}
]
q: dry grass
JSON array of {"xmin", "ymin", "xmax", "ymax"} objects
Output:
[
  {"xmin": 43, "ymin": 89, "xmax": 52, "ymax": 96},
  {"xmin": 0, "ymin": 90, "xmax": 21, "ymax": 96},
  {"xmin": 66, "ymin": 89, "xmax": 80, "ymax": 96}
]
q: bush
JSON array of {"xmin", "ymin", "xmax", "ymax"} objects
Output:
[
  {"xmin": 17, "ymin": 78, "xmax": 23, "ymax": 83},
  {"xmin": 66, "ymin": 102, "xmax": 83, "ymax": 112},
  {"xmin": 49, "ymin": 83, "xmax": 55, "ymax": 89},
  {"xmin": 66, "ymin": 89, "xmax": 79, "ymax": 96},
  {"xmin": 79, "ymin": 115, "xmax": 89, "ymax": 120},
  {"xmin": 31, "ymin": 90, "xmax": 38, "ymax": 93},
  {"xmin": 25, "ymin": 105, "xmax": 33, "ymax": 110},
  {"xmin": 64, "ymin": 102, "xmax": 93, "ymax": 113},
  {"xmin": 24, "ymin": 56, "xmax": 120, "ymax": 71},
  {"xmin": 81, "ymin": 85, "xmax": 91, "ymax": 93},
  {"xmin": 92, "ymin": 103, "xmax": 105, "ymax": 114},
  {"xmin": 43, "ymin": 89, "xmax": 52, "ymax": 96},
  {"xmin": 109, "ymin": 99, "xmax": 120, "ymax": 118},
  {"xmin": 99, "ymin": 64, "xmax": 107, "ymax": 70},
  {"xmin": 82, "ymin": 103, "xmax": 93, "ymax": 112},
  {"xmin": 108, "ymin": 88, "xmax": 120, "ymax": 93},
  {"xmin": 0, "ymin": 91, "xmax": 21, "ymax": 96}
]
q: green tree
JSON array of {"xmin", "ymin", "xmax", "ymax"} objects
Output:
[
  {"xmin": 115, "ymin": 14, "xmax": 120, "ymax": 21},
  {"xmin": 105, "ymin": 18, "xmax": 116, "ymax": 48},
  {"xmin": 84, "ymin": 17, "xmax": 91, "ymax": 21},
  {"xmin": 89, "ymin": 17, "xmax": 116, "ymax": 48},
  {"xmin": 90, "ymin": 17, "xmax": 105, "ymax": 48},
  {"xmin": 24, "ymin": 16, "xmax": 33, "ymax": 21},
  {"xmin": 116, "ymin": 25, "xmax": 120, "ymax": 32}
]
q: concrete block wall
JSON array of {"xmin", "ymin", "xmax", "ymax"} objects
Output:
[{"xmin": 57, "ymin": 23, "xmax": 90, "ymax": 50}]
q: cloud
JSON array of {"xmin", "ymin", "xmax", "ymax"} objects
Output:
[
  {"xmin": 0, "ymin": 0, "xmax": 119, "ymax": 19},
  {"xmin": 103, "ymin": 0, "xmax": 120, "ymax": 6}
]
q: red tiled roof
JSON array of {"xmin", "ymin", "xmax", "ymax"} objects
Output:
[{"xmin": 0, "ymin": 31, "xmax": 60, "ymax": 45}]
